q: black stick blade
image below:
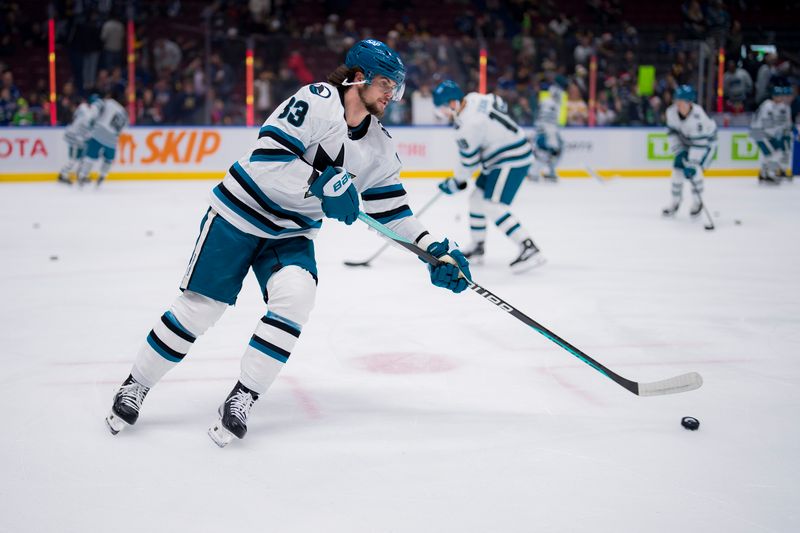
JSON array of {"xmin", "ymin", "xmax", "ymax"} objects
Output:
[{"xmin": 343, "ymin": 260, "xmax": 372, "ymax": 267}]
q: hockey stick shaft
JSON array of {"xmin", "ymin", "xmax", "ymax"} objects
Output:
[
  {"xmin": 345, "ymin": 191, "xmax": 444, "ymax": 267},
  {"xmin": 357, "ymin": 212, "xmax": 702, "ymax": 397},
  {"xmin": 689, "ymin": 179, "xmax": 715, "ymax": 229}
]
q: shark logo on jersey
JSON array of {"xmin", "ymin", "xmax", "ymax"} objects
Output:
[{"xmin": 309, "ymin": 84, "xmax": 332, "ymax": 98}]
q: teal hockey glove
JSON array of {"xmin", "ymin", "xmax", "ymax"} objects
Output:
[
  {"xmin": 425, "ymin": 238, "xmax": 471, "ymax": 293},
  {"xmin": 309, "ymin": 166, "xmax": 359, "ymax": 225}
]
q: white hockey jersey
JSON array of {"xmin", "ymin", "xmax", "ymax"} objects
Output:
[
  {"xmin": 750, "ymin": 99, "xmax": 792, "ymax": 143},
  {"xmin": 209, "ymin": 82, "xmax": 427, "ymax": 242},
  {"xmin": 451, "ymin": 92, "xmax": 533, "ymax": 182},
  {"xmin": 90, "ymin": 98, "xmax": 128, "ymax": 148},
  {"xmin": 666, "ymin": 103, "xmax": 718, "ymax": 167},
  {"xmin": 534, "ymin": 85, "xmax": 563, "ymax": 131},
  {"xmin": 64, "ymin": 101, "xmax": 102, "ymax": 145}
]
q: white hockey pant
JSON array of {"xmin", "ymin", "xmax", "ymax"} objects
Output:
[{"xmin": 670, "ymin": 167, "xmax": 704, "ymax": 206}]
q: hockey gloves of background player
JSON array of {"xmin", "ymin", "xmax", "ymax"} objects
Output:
[
  {"xmin": 675, "ymin": 150, "xmax": 699, "ymax": 181},
  {"xmin": 438, "ymin": 177, "xmax": 468, "ymax": 195},
  {"xmin": 425, "ymin": 238, "xmax": 471, "ymax": 293},
  {"xmin": 309, "ymin": 166, "xmax": 359, "ymax": 225}
]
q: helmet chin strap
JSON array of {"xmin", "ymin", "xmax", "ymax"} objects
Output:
[{"xmin": 341, "ymin": 79, "xmax": 368, "ymax": 87}]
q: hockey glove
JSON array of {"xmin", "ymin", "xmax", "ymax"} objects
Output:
[
  {"xmin": 682, "ymin": 165, "xmax": 698, "ymax": 180},
  {"xmin": 309, "ymin": 166, "xmax": 359, "ymax": 225},
  {"xmin": 424, "ymin": 238, "xmax": 471, "ymax": 294},
  {"xmin": 438, "ymin": 177, "xmax": 468, "ymax": 195}
]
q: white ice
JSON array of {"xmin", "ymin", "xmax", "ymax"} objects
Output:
[{"xmin": 1, "ymin": 177, "xmax": 798, "ymax": 533}]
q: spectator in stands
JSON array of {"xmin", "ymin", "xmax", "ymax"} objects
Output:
[
  {"xmin": 209, "ymin": 52, "xmax": 235, "ymax": 99},
  {"xmin": 573, "ymin": 32, "xmax": 594, "ymax": 67},
  {"xmin": 254, "ymin": 69, "xmax": 274, "ymax": 119},
  {"xmin": 101, "ymin": 15, "xmax": 125, "ymax": 70},
  {"xmin": 12, "ymin": 97, "xmax": 33, "ymax": 125},
  {"xmin": 0, "ymin": 87, "xmax": 14, "ymax": 125},
  {"xmin": 566, "ymin": 82, "xmax": 589, "ymax": 126},
  {"xmin": 682, "ymin": 0, "xmax": 706, "ymax": 39},
  {"xmin": 755, "ymin": 53, "xmax": 778, "ymax": 105},
  {"xmin": 153, "ymin": 37, "xmax": 182, "ymax": 76},
  {"xmin": 286, "ymin": 51, "xmax": 313, "ymax": 85},
  {"xmin": 723, "ymin": 59, "xmax": 753, "ymax": 113},
  {"xmin": 595, "ymin": 90, "xmax": 617, "ymax": 126},
  {"xmin": 1, "ymin": 69, "xmax": 20, "ymax": 101},
  {"xmin": 137, "ymin": 88, "xmax": 163, "ymax": 124}
]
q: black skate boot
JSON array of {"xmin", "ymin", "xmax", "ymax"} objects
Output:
[
  {"xmin": 461, "ymin": 241, "xmax": 485, "ymax": 264},
  {"xmin": 510, "ymin": 238, "xmax": 546, "ymax": 273},
  {"xmin": 106, "ymin": 374, "xmax": 150, "ymax": 435},
  {"xmin": 57, "ymin": 173, "xmax": 72, "ymax": 185},
  {"xmin": 689, "ymin": 200, "xmax": 703, "ymax": 217},
  {"xmin": 208, "ymin": 382, "xmax": 260, "ymax": 448},
  {"xmin": 662, "ymin": 200, "xmax": 680, "ymax": 217}
]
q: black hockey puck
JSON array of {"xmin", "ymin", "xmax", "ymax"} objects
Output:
[
  {"xmin": 734, "ymin": 219, "xmax": 742, "ymax": 225},
  {"xmin": 681, "ymin": 416, "xmax": 700, "ymax": 430}
]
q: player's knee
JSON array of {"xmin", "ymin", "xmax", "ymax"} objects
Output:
[
  {"xmin": 265, "ymin": 266, "xmax": 317, "ymax": 326},
  {"xmin": 170, "ymin": 290, "xmax": 227, "ymax": 336}
]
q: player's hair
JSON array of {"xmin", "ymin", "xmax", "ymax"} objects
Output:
[{"xmin": 327, "ymin": 65, "xmax": 362, "ymax": 88}]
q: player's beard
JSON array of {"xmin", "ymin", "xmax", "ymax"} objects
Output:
[{"xmin": 358, "ymin": 85, "xmax": 385, "ymax": 118}]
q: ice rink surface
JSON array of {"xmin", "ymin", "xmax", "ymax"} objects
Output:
[{"xmin": 1, "ymin": 177, "xmax": 798, "ymax": 533}]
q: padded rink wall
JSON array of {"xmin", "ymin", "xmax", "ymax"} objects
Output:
[{"xmin": 0, "ymin": 126, "xmax": 761, "ymax": 182}]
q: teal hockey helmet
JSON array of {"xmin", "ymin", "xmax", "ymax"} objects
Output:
[
  {"xmin": 88, "ymin": 93, "xmax": 102, "ymax": 104},
  {"xmin": 432, "ymin": 80, "xmax": 464, "ymax": 107},
  {"xmin": 771, "ymin": 80, "xmax": 792, "ymax": 97},
  {"xmin": 674, "ymin": 84, "xmax": 697, "ymax": 103},
  {"xmin": 345, "ymin": 39, "xmax": 406, "ymax": 101}
]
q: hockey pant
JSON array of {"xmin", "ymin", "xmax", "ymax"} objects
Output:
[
  {"xmin": 468, "ymin": 184, "xmax": 532, "ymax": 247},
  {"xmin": 131, "ymin": 266, "xmax": 316, "ymax": 395},
  {"xmin": 77, "ymin": 138, "xmax": 115, "ymax": 182},
  {"xmin": 671, "ymin": 147, "xmax": 712, "ymax": 208}
]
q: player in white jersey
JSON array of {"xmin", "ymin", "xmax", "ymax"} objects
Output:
[
  {"xmin": 58, "ymin": 94, "xmax": 102, "ymax": 184},
  {"xmin": 750, "ymin": 80, "xmax": 793, "ymax": 185},
  {"xmin": 433, "ymin": 80, "xmax": 545, "ymax": 273},
  {"xmin": 661, "ymin": 85, "xmax": 718, "ymax": 218},
  {"xmin": 76, "ymin": 90, "xmax": 128, "ymax": 186},
  {"xmin": 529, "ymin": 75, "xmax": 567, "ymax": 182},
  {"xmin": 104, "ymin": 40, "xmax": 472, "ymax": 447}
]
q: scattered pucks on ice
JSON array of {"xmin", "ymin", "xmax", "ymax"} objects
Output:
[
  {"xmin": 734, "ymin": 219, "xmax": 742, "ymax": 225},
  {"xmin": 49, "ymin": 255, "xmax": 59, "ymax": 261},
  {"xmin": 681, "ymin": 416, "xmax": 700, "ymax": 431}
]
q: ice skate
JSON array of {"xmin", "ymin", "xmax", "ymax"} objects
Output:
[
  {"xmin": 106, "ymin": 374, "xmax": 150, "ymax": 435},
  {"xmin": 461, "ymin": 241, "xmax": 485, "ymax": 264},
  {"xmin": 510, "ymin": 239, "xmax": 545, "ymax": 273},
  {"xmin": 662, "ymin": 200, "xmax": 680, "ymax": 217},
  {"xmin": 689, "ymin": 200, "xmax": 703, "ymax": 217},
  {"xmin": 57, "ymin": 173, "xmax": 72, "ymax": 185},
  {"xmin": 208, "ymin": 382, "xmax": 260, "ymax": 448}
]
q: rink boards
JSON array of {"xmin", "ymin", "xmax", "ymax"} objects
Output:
[{"xmin": 0, "ymin": 126, "xmax": 763, "ymax": 181}]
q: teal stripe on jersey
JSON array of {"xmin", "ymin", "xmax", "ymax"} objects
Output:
[
  {"xmin": 212, "ymin": 187, "xmax": 313, "ymax": 237},
  {"xmin": 362, "ymin": 184, "xmax": 404, "ymax": 196},
  {"xmin": 486, "ymin": 150, "xmax": 533, "ymax": 168},
  {"xmin": 459, "ymin": 147, "xmax": 480, "ymax": 158},
  {"xmin": 232, "ymin": 162, "xmax": 319, "ymax": 228},
  {"xmin": 482, "ymin": 138, "xmax": 528, "ymax": 163},
  {"xmin": 259, "ymin": 125, "xmax": 306, "ymax": 154},
  {"xmin": 250, "ymin": 153, "xmax": 298, "ymax": 162}
]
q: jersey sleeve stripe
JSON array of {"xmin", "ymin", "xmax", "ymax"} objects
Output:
[
  {"xmin": 258, "ymin": 125, "xmax": 306, "ymax": 156},
  {"xmin": 485, "ymin": 150, "xmax": 533, "ymax": 168},
  {"xmin": 482, "ymin": 138, "xmax": 528, "ymax": 162},
  {"xmin": 367, "ymin": 204, "xmax": 412, "ymax": 223},
  {"xmin": 230, "ymin": 163, "xmax": 319, "ymax": 228},
  {"xmin": 362, "ymin": 183, "xmax": 405, "ymax": 196},
  {"xmin": 361, "ymin": 188, "xmax": 406, "ymax": 201},
  {"xmin": 459, "ymin": 147, "xmax": 481, "ymax": 158},
  {"xmin": 250, "ymin": 148, "xmax": 298, "ymax": 163}
]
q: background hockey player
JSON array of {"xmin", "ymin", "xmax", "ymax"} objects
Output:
[
  {"xmin": 529, "ymin": 75, "xmax": 567, "ymax": 182},
  {"xmin": 432, "ymin": 79, "xmax": 545, "ymax": 273},
  {"xmin": 750, "ymin": 79, "xmax": 793, "ymax": 185},
  {"xmin": 104, "ymin": 39, "xmax": 472, "ymax": 448},
  {"xmin": 75, "ymin": 89, "xmax": 128, "ymax": 186},
  {"xmin": 662, "ymin": 85, "xmax": 718, "ymax": 218},
  {"xmin": 58, "ymin": 94, "xmax": 102, "ymax": 185}
]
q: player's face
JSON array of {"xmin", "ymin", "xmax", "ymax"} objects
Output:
[
  {"xmin": 359, "ymin": 75, "xmax": 397, "ymax": 118},
  {"xmin": 676, "ymin": 100, "xmax": 692, "ymax": 115}
]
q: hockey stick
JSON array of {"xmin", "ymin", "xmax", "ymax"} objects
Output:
[
  {"xmin": 584, "ymin": 165, "xmax": 606, "ymax": 184},
  {"xmin": 344, "ymin": 190, "xmax": 445, "ymax": 267},
  {"xmin": 357, "ymin": 211, "xmax": 703, "ymax": 397},
  {"xmin": 689, "ymin": 180, "xmax": 715, "ymax": 231}
]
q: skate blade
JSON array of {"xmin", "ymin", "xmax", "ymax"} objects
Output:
[
  {"xmin": 511, "ymin": 254, "xmax": 547, "ymax": 274},
  {"xmin": 105, "ymin": 410, "xmax": 129, "ymax": 435},
  {"xmin": 208, "ymin": 419, "xmax": 235, "ymax": 448}
]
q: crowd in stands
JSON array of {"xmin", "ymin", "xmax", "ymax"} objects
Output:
[{"xmin": 1, "ymin": 0, "xmax": 798, "ymax": 128}]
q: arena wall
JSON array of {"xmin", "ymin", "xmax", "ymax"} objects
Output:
[{"xmin": 0, "ymin": 126, "xmax": 761, "ymax": 182}]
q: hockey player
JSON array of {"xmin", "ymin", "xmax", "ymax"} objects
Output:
[
  {"xmin": 530, "ymin": 75, "xmax": 567, "ymax": 182},
  {"xmin": 750, "ymin": 80, "xmax": 793, "ymax": 185},
  {"xmin": 662, "ymin": 85, "xmax": 718, "ymax": 218},
  {"xmin": 432, "ymin": 79, "xmax": 545, "ymax": 273},
  {"xmin": 58, "ymin": 94, "xmax": 103, "ymax": 184},
  {"xmin": 76, "ymin": 89, "xmax": 128, "ymax": 186},
  {"xmin": 104, "ymin": 39, "xmax": 472, "ymax": 447}
]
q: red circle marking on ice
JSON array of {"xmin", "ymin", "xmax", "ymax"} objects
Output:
[{"xmin": 354, "ymin": 352, "xmax": 458, "ymax": 374}]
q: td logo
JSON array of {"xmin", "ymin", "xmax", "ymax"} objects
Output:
[
  {"xmin": 731, "ymin": 134, "xmax": 759, "ymax": 160},
  {"xmin": 647, "ymin": 134, "xmax": 673, "ymax": 160}
]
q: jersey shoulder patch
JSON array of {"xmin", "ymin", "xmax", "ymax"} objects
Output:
[{"xmin": 309, "ymin": 83, "xmax": 333, "ymax": 98}]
